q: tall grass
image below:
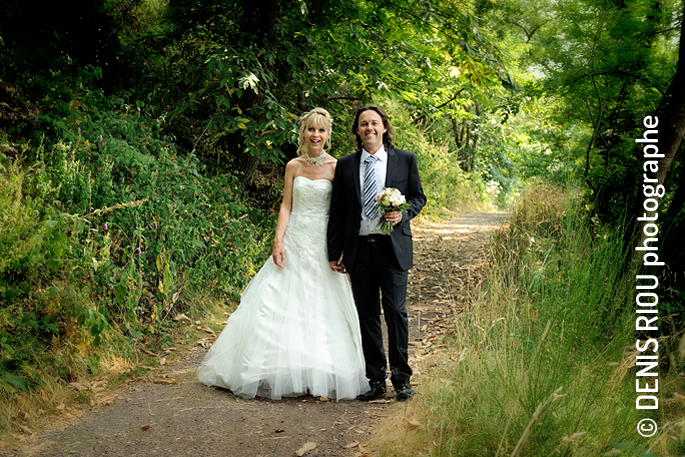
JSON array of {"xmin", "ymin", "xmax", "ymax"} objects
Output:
[{"xmin": 372, "ymin": 182, "xmax": 678, "ymax": 456}]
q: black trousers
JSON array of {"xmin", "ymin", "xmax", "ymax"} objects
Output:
[{"xmin": 349, "ymin": 235, "xmax": 411, "ymax": 387}]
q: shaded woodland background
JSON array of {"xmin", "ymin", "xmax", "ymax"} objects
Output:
[{"xmin": 1, "ymin": 0, "xmax": 684, "ymax": 453}]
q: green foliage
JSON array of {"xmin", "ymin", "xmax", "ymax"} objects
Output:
[
  {"xmin": 479, "ymin": 0, "xmax": 681, "ymax": 216},
  {"xmin": 102, "ymin": 0, "xmax": 169, "ymax": 35},
  {"xmin": 0, "ymin": 70, "xmax": 273, "ymax": 396},
  {"xmin": 129, "ymin": 0, "xmax": 515, "ymax": 176},
  {"xmin": 384, "ymin": 100, "xmax": 487, "ymax": 213}
]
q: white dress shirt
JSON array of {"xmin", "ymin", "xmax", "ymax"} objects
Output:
[{"xmin": 359, "ymin": 145, "xmax": 388, "ymax": 236}]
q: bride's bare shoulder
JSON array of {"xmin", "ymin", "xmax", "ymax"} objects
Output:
[{"xmin": 286, "ymin": 156, "xmax": 307, "ymax": 171}]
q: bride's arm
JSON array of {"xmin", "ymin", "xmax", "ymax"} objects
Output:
[{"xmin": 272, "ymin": 160, "xmax": 297, "ymax": 268}]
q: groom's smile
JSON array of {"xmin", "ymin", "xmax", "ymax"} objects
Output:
[{"xmin": 356, "ymin": 110, "xmax": 387, "ymax": 154}]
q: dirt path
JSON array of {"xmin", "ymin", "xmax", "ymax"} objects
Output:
[{"xmin": 6, "ymin": 212, "xmax": 506, "ymax": 457}]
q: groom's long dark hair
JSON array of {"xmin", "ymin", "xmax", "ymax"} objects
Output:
[{"xmin": 351, "ymin": 104, "xmax": 395, "ymax": 151}]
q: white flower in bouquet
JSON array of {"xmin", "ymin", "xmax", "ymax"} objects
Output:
[{"xmin": 374, "ymin": 187, "xmax": 410, "ymax": 233}]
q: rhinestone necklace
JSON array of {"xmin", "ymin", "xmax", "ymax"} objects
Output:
[{"xmin": 304, "ymin": 153, "xmax": 326, "ymax": 166}]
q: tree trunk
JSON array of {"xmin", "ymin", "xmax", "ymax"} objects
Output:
[
  {"xmin": 654, "ymin": 62, "xmax": 685, "ymax": 187},
  {"xmin": 631, "ymin": 0, "xmax": 685, "ymax": 220},
  {"xmin": 630, "ymin": 0, "xmax": 685, "ymax": 259}
]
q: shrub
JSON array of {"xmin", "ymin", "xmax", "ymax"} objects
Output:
[{"xmin": 0, "ymin": 84, "xmax": 274, "ymax": 404}]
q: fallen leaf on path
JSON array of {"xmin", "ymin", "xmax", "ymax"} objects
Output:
[
  {"xmin": 94, "ymin": 394, "xmax": 118, "ymax": 406},
  {"xmin": 294, "ymin": 442, "xmax": 317, "ymax": 456},
  {"xmin": 197, "ymin": 337, "xmax": 216, "ymax": 348},
  {"xmin": 18, "ymin": 425, "xmax": 33, "ymax": 435},
  {"xmin": 56, "ymin": 403, "xmax": 65, "ymax": 410},
  {"xmin": 141, "ymin": 424, "xmax": 150, "ymax": 430},
  {"xmin": 344, "ymin": 441, "xmax": 360, "ymax": 449},
  {"xmin": 173, "ymin": 313, "xmax": 192, "ymax": 322},
  {"xmin": 153, "ymin": 379, "xmax": 178, "ymax": 385},
  {"xmin": 318, "ymin": 396, "xmax": 329, "ymax": 402},
  {"xmin": 196, "ymin": 325, "xmax": 216, "ymax": 334},
  {"xmin": 159, "ymin": 357, "xmax": 167, "ymax": 366}
]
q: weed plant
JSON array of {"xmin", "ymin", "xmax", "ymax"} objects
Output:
[{"xmin": 372, "ymin": 182, "xmax": 680, "ymax": 456}]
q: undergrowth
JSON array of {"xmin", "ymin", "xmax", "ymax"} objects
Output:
[{"xmin": 0, "ymin": 72, "xmax": 273, "ymax": 438}]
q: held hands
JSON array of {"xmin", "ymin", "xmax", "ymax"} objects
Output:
[
  {"xmin": 329, "ymin": 252, "xmax": 345, "ymax": 273},
  {"xmin": 272, "ymin": 240, "xmax": 285, "ymax": 268}
]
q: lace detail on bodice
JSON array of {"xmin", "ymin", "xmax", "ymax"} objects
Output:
[{"xmin": 283, "ymin": 176, "xmax": 332, "ymax": 260}]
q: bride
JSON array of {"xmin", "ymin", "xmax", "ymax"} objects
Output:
[{"xmin": 196, "ymin": 108, "xmax": 370, "ymax": 400}]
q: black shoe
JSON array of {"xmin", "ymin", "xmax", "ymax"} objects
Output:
[
  {"xmin": 359, "ymin": 380, "xmax": 386, "ymax": 401},
  {"xmin": 395, "ymin": 383, "xmax": 415, "ymax": 402}
]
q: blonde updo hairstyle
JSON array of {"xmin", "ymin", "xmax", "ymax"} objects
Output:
[{"xmin": 297, "ymin": 107, "xmax": 333, "ymax": 156}]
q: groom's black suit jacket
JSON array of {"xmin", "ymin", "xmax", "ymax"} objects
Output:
[{"xmin": 327, "ymin": 147, "xmax": 426, "ymax": 272}]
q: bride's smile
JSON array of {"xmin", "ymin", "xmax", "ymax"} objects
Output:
[{"xmin": 304, "ymin": 126, "xmax": 328, "ymax": 155}]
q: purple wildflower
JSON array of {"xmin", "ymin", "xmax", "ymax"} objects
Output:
[
  {"xmin": 154, "ymin": 222, "xmax": 158, "ymax": 229},
  {"xmin": 136, "ymin": 248, "xmax": 142, "ymax": 255},
  {"xmin": 104, "ymin": 223, "xmax": 109, "ymax": 231},
  {"xmin": 99, "ymin": 135, "xmax": 103, "ymax": 142}
]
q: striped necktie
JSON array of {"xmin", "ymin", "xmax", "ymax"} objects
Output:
[{"xmin": 363, "ymin": 155, "xmax": 379, "ymax": 219}]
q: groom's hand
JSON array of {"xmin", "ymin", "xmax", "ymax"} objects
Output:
[
  {"xmin": 385, "ymin": 210, "xmax": 402, "ymax": 226},
  {"xmin": 329, "ymin": 253, "xmax": 346, "ymax": 273}
]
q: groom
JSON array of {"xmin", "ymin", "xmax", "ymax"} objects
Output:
[{"xmin": 328, "ymin": 104, "xmax": 426, "ymax": 402}]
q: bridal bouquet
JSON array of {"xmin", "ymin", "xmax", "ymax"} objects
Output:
[{"xmin": 375, "ymin": 187, "xmax": 410, "ymax": 233}]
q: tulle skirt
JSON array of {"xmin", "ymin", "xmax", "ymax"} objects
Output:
[{"xmin": 196, "ymin": 253, "xmax": 369, "ymax": 401}]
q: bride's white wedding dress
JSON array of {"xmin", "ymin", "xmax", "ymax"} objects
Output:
[{"xmin": 197, "ymin": 176, "xmax": 370, "ymax": 400}]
